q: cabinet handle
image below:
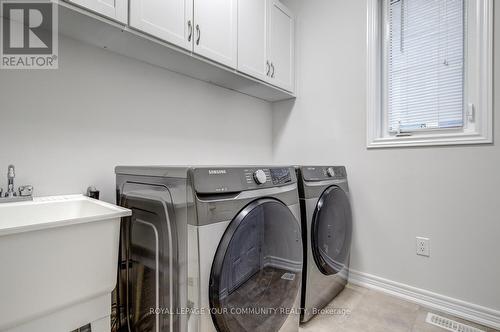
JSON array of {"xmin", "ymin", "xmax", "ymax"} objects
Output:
[
  {"xmin": 187, "ymin": 20, "xmax": 193, "ymax": 42},
  {"xmin": 271, "ymin": 63, "xmax": 275, "ymax": 78},
  {"xmin": 196, "ymin": 24, "xmax": 201, "ymax": 45},
  {"xmin": 266, "ymin": 61, "xmax": 270, "ymax": 76}
]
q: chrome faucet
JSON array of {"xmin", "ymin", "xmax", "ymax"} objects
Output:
[
  {"xmin": 5, "ymin": 165, "xmax": 16, "ymax": 198},
  {"xmin": 0, "ymin": 164, "xmax": 33, "ymax": 203}
]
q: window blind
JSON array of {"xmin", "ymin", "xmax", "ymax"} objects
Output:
[{"xmin": 387, "ymin": 0, "xmax": 465, "ymax": 133}]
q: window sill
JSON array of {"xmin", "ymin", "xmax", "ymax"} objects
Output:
[{"xmin": 367, "ymin": 132, "xmax": 493, "ymax": 149}]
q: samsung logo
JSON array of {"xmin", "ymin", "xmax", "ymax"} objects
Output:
[{"xmin": 208, "ymin": 169, "xmax": 227, "ymax": 175}]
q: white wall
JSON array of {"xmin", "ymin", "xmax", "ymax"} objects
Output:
[
  {"xmin": 1, "ymin": 0, "xmax": 498, "ymax": 316},
  {"xmin": 0, "ymin": 36, "xmax": 273, "ymax": 202},
  {"xmin": 274, "ymin": 0, "xmax": 500, "ymax": 312}
]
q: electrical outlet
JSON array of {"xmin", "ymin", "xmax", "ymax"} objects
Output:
[{"xmin": 416, "ymin": 237, "xmax": 430, "ymax": 257}]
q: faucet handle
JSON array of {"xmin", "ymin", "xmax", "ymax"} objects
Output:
[
  {"xmin": 18, "ymin": 185, "xmax": 33, "ymax": 197},
  {"xmin": 8, "ymin": 165, "xmax": 15, "ymax": 179}
]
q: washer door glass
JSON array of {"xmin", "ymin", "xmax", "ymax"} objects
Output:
[
  {"xmin": 311, "ymin": 186, "xmax": 352, "ymax": 276},
  {"xmin": 209, "ymin": 198, "xmax": 303, "ymax": 332}
]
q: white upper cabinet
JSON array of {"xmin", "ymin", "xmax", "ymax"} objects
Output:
[
  {"xmin": 66, "ymin": 0, "xmax": 128, "ymax": 24},
  {"xmin": 193, "ymin": 0, "xmax": 238, "ymax": 69},
  {"xmin": 268, "ymin": 0, "xmax": 294, "ymax": 92},
  {"xmin": 237, "ymin": 0, "xmax": 268, "ymax": 81},
  {"xmin": 63, "ymin": 0, "xmax": 295, "ymax": 98},
  {"xmin": 129, "ymin": 0, "xmax": 193, "ymax": 51}
]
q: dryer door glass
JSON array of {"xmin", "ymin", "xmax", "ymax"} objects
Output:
[
  {"xmin": 311, "ymin": 186, "xmax": 352, "ymax": 276},
  {"xmin": 209, "ymin": 199, "xmax": 303, "ymax": 332}
]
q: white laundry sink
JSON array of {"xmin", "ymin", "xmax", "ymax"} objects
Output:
[{"xmin": 0, "ymin": 195, "xmax": 131, "ymax": 332}]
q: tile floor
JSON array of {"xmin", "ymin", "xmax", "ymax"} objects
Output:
[{"xmin": 300, "ymin": 284, "xmax": 498, "ymax": 332}]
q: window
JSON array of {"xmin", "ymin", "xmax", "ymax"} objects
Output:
[
  {"xmin": 367, "ymin": 0, "xmax": 493, "ymax": 148},
  {"xmin": 388, "ymin": 0, "xmax": 465, "ymax": 133}
]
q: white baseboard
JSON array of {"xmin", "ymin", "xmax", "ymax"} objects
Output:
[{"xmin": 348, "ymin": 269, "xmax": 500, "ymax": 330}]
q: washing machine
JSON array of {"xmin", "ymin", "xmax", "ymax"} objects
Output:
[
  {"xmin": 296, "ymin": 166, "xmax": 352, "ymax": 323},
  {"xmin": 115, "ymin": 166, "xmax": 303, "ymax": 332}
]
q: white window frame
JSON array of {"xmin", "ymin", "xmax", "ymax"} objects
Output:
[{"xmin": 367, "ymin": 0, "xmax": 493, "ymax": 148}]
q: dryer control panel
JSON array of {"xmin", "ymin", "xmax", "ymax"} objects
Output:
[
  {"xmin": 193, "ymin": 167, "xmax": 296, "ymax": 194},
  {"xmin": 300, "ymin": 166, "xmax": 347, "ymax": 181}
]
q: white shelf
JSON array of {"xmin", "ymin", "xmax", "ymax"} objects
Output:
[{"xmin": 55, "ymin": 1, "xmax": 296, "ymax": 102}]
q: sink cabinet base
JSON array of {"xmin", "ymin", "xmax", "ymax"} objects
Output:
[
  {"xmin": 0, "ymin": 210, "xmax": 123, "ymax": 332},
  {"xmin": 4, "ymin": 294, "xmax": 111, "ymax": 332}
]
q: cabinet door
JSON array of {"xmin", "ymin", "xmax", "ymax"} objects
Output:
[
  {"xmin": 130, "ymin": 0, "xmax": 194, "ymax": 51},
  {"xmin": 268, "ymin": 0, "xmax": 294, "ymax": 92},
  {"xmin": 66, "ymin": 0, "xmax": 128, "ymax": 24},
  {"xmin": 237, "ymin": 0, "xmax": 268, "ymax": 81},
  {"xmin": 193, "ymin": 0, "xmax": 238, "ymax": 69}
]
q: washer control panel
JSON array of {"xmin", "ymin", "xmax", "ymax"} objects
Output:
[
  {"xmin": 300, "ymin": 166, "xmax": 347, "ymax": 182},
  {"xmin": 245, "ymin": 168, "xmax": 293, "ymax": 187},
  {"xmin": 193, "ymin": 167, "xmax": 296, "ymax": 194}
]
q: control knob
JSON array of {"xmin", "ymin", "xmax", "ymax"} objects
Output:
[
  {"xmin": 253, "ymin": 169, "xmax": 267, "ymax": 185},
  {"xmin": 326, "ymin": 167, "xmax": 336, "ymax": 177}
]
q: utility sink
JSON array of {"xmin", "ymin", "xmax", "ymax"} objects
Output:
[{"xmin": 0, "ymin": 195, "xmax": 131, "ymax": 332}]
